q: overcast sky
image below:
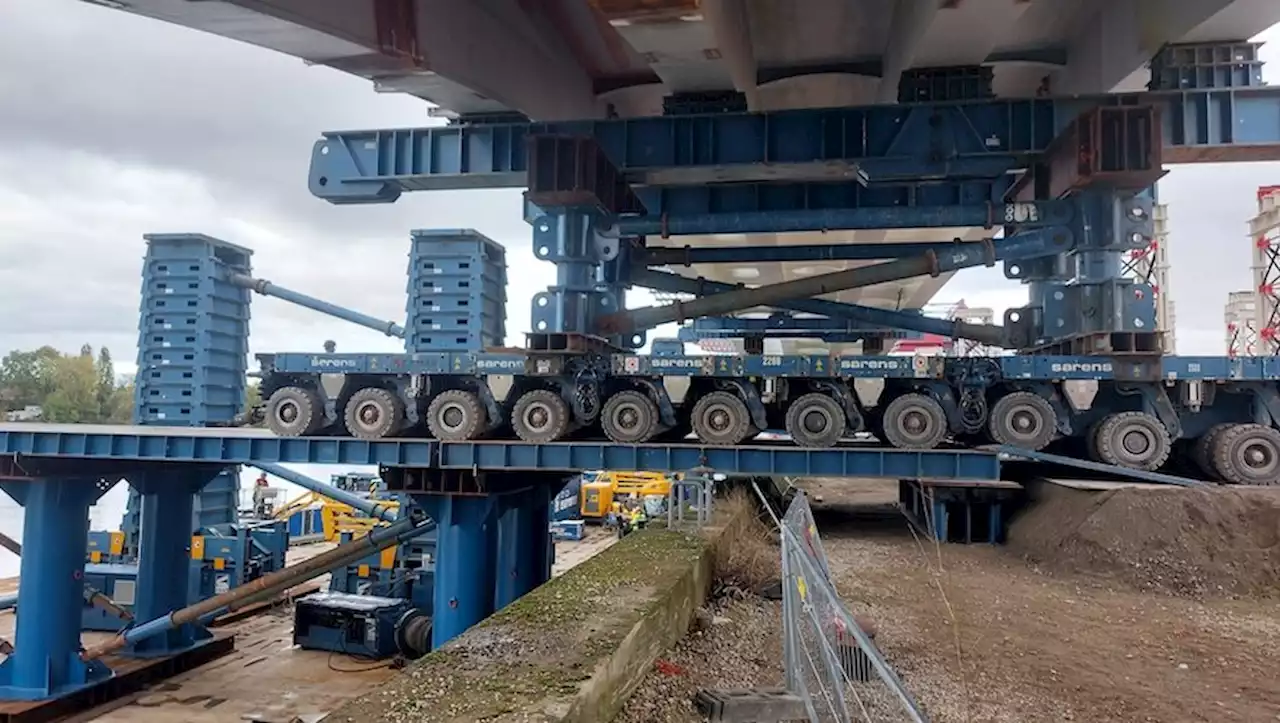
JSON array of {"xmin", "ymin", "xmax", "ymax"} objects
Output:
[{"xmin": 3, "ymin": 0, "xmax": 1280, "ymax": 371}]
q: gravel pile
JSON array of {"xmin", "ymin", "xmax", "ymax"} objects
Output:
[
  {"xmin": 1008, "ymin": 483, "xmax": 1280, "ymax": 597},
  {"xmin": 617, "ymin": 593, "xmax": 785, "ymax": 723}
]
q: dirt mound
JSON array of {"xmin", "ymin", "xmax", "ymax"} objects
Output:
[{"xmin": 1007, "ymin": 483, "xmax": 1280, "ymax": 597}]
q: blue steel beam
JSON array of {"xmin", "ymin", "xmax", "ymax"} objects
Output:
[
  {"xmin": 685, "ymin": 315, "xmax": 923, "ymax": 337},
  {"xmin": 641, "ymin": 241, "xmax": 981, "ymax": 266},
  {"xmin": 309, "ymin": 88, "xmax": 1280, "ymax": 204},
  {"xmin": 0, "ymin": 425, "xmax": 1000, "ymax": 480}
]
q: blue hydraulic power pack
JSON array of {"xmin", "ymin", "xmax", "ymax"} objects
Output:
[
  {"xmin": 80, "ymin": 563, "xmax": 138, "ymax": 632},
  {"xmin": 293, "ymin": 591, "xmax": 412, "ymax": 658}
]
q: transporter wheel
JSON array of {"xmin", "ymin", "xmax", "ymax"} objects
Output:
[
  {"xmin": 512, "ymin": 389, "xmax": 570, "ymax": 443},
  {"xmin": 785, "ymin": 393, "xmax": 846, "ymax": 448},
  {"xmin": 987, "ymin": 392, "xmax": 1057, "ymax": 451},
  {"xmin": 1211, "ymin": 424, "xmax": 1280, "ymax": 486},
  {"xmin": 265, "ymin": 386, "xmax": 323, "ymax": 437},
  {"xmin": 1094, "ymin": 412, "xmax": 1172, "ymax": 472},
  {"xmin": 691, "ymin": 391, "xmax": 752, "ymax": 446},
  {"xmin": 343, "ymin": 387, "xmax": 404, "ymax": 440},
  {"xmin": 426, "ymin": 390, "xmax": 487, "ymax": 442},
  {"xmin": 881, "ymin": 393, "xmax": 947, "ymax": 450},
  {"xmin": 601, "ymin": 390, "xmax": 660, "ymax": 444},
  {"xmin": 1191, "ymin": 423, "xmax": 1232, "ymax": 481}
]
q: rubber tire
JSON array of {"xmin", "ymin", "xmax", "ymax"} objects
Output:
[
  {"xmin": 785, "ymin": 393, "xmax": 846, "ymax": 448},
  {"xmin": 426, "ymin": 390, "xmax": 487, "ymax": 442},
  {"xmin": 987, "ymin": 392, "xmax": 1057, "ymax": 451},
  {"xmin": 601, "ymin": 390, "xmax": 660, "ymax": 444},
  {"xmin": 512, "ymin": 389, "xmax": 571, "ymax": 443},
  {"xmin": 691, "ymin": 391, "xmax": 752, "ymax": 447},
  {"xmin": 343, "ymin": 387, "xmax": 404, "ymax": 440},
  {"xmin": 880, "ymin": 393, "xmax": 948, "ymax": 450},
  {"xmin": 1211, "ymin": 423, "xmax": 1280, "ymax": 486},
  {"xmin": 1191, "ymin": 423, "xmax": 1232, "ymax": 481},
  {"xmin": 265, "ymin": 386, "xmax": 323, "ymax": 437},
  {"xmin": 1094, "ymin": 412, "xmax": 1172, "ymax": 472}
]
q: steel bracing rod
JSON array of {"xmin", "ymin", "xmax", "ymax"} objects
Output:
[
  {"xmin": 0, "ymin": 530, "xmax": 132, "ymax": 621},
  {"xmin": 80, "ymin": 510, "xmax": 433, "ymax": 661},
  {"xmin": 602, "ymin": 229, "xmax": 1070, "ymax": 335},
  {"xmin": 635, "ymin": 268, "xmax": 1005, "ymax": 345},
  {"xmin": 226, "ymin": 273, "xmax": 406, "ymax": 338},
  {"xmin": 638, "ymin": 241, "xmax": 984, "ymax": 266},
  {"xmin": 253, "ymin": 463, "xmax": 398, "ymax": 523}
]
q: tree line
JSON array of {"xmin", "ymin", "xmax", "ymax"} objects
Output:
[
  {"xmin": 0, "ymin": 345, "xmax": 262, "ymax": 424},
  {"xmin": 0, "ymin": 345, "xmax": 134, "ymax": 423}
]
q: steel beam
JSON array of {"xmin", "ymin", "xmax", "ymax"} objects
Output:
[
  {"xmin": 640, "ymin": 241, "xmax": 990, "ymax": 266},
  {"xmin": 685, "ymin": 315, "xmax": 922, "ymax": 337},
  {"xmin": 602, "ymin": 230, "xmax": 1071, "ymax": 335},
  {"xmin": 308, "ymin": 88, "xmax": 1280, "ymax": 203}
]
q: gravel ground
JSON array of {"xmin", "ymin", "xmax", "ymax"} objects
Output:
[
  {"xmin": 618, "ymin": 479, "xmax": 1280, "ymax": 723},
  {"xmin": 617, "ymin": 591, "xmax": 785, "ymax": 723},
  {"xmin": 813, "ymin": 480, "xmax": 1280, "ymax": 723}
]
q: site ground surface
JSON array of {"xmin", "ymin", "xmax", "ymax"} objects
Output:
[
  {"xmin": 620, "ymin": 478, "xmax": 1280, "ymax": 723},
  {"xmin": 0, "ymin": 532, "xmax": 617, "ymax": 723}
]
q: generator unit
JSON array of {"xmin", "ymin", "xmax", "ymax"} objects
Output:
[
  {"xmin": 85, "ymin": 531, "xmax": 128, "ymax": 565},
  {"xmin": 293, "ymin": 591, "xmax": 412, "ymax": 659},
  {"xmin": 80, "ymin": 563, "xmax": 138, "ymax": 632},
  {"xmin": 190, "ymin": 520, "xmax": 289, "ymax": 598}
]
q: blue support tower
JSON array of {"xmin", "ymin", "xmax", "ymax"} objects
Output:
[
  {"xmin": 406, "ymin": 229, "xmax": 508, "ymax": 353},
  {"xmin": 0, "ymin": 477, "xmax": 112, "ymax": 699},
  {"xmin": 123, "ymin": 234, "xmax": 252, "ymax": 658}
]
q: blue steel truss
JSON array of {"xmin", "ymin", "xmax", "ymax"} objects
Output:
[
  {"xmin": 308, "ymin": 87, "xmax": 1280, "ymax": 205},
  {"xmin": 0, "ymin": 425, "xmax": 1000, "ymax": 480}
]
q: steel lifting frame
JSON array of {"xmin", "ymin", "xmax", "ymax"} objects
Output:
[
  {"xmin": 306, "ymin": 71, "xmax": 1280, "ymax": 351},
  {"xmin": 308, "ymin": 87, "xmax": 1280, "ymax": 205}
]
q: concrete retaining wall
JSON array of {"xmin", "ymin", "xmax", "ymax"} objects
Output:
[{"xmin": 324, "ymin": 501, "xmax": 752, "ymax": 723}]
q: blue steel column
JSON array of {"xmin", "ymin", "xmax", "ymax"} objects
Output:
[
  {"xmin": 127, "ymin": 471, "xmax": 216, "ymax": 658},
  {"xmin": 0, "ymin": 479, "xmax": 111, "ymax": 700},
  {"xmin": 493, "ymin": 489, "xmax": 542, "ymax": 610},
  {"xmin": 529, "ymin": 210, "xmax": 633, "ymax": 345},
  {"xmin": 414, "ymin": 495, "xmax": 496, "ymax": 648},
  {"xmin": 528, "ymin": 485, "xmax": 554, "ymax": 584},
  {"xmin": 493, "ymin": 484, "xmax": 554, "ymax": 610}
]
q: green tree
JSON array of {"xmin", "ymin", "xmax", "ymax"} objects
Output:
[
  {"xmin": 41, "ymin": 353, "xmax": 101, "ymax": 423},
  {"xmin": 245, "ymin": 381, "xmax": 261, "ymax": 412},
  {"xmin": 95, "ymin": 347, "xmax": 116, "ymax": 416},
  {"xmin": 0, "ymin": 346, "xmax": 63, "ymax": 410},
  {"xmin": 107, "ymin": 384, "xmax": 135, "ymax": 423}
]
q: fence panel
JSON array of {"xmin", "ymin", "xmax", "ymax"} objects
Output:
[{"xmin": 779, "ymin": 491, "xmax": 930, "ymax": 723}]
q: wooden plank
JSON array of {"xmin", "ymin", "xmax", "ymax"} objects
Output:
[
  {"xmin": 1038, "ymin": 477, "xmax": 1175, "ymax": 492},
  {"xmin": 910, "ymin": 478, "xmax": 1023, "ymax": 490}
]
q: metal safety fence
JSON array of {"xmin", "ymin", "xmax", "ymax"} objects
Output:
[{"xmin": 779, "ymin": 491, "xmax": 929, "ymax": 723}]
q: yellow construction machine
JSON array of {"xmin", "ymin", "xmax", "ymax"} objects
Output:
[{"xmin": 578, "ymin": 470, "xmax": 678, "ymax": 521}]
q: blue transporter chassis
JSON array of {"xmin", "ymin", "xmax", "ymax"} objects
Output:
[{"xmin": 252, "ymin": 349, "xmax": 1280, "ymax": 486}]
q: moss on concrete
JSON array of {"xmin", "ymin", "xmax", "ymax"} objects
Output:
[{"xmin": 325, "ymin": 508, "xmax": 750, "ymax": 723}]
